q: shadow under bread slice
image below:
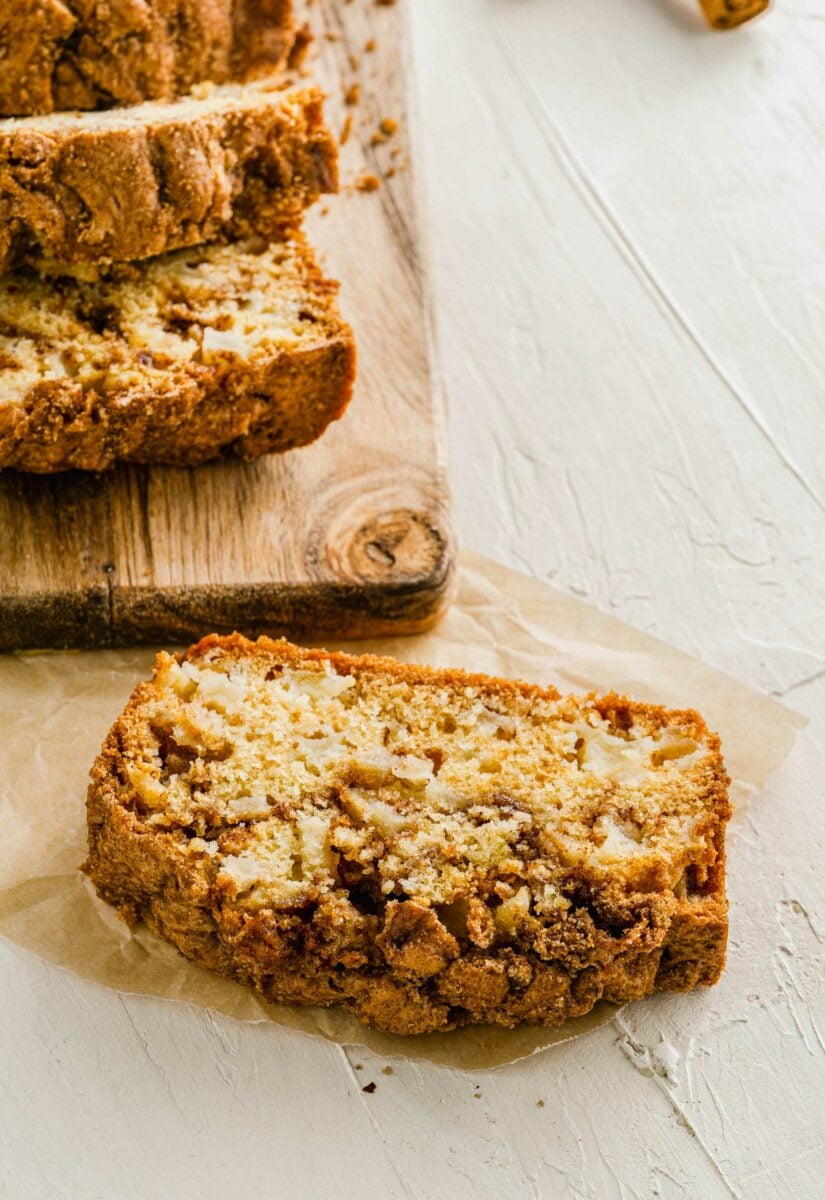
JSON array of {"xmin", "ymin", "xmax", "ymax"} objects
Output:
[
  {"xmin": 85, "ymin": 635, "xmax": 731, "ymax": 1036},
  {"xmin": 0, "ymin": 80, "xmax": 336, "ymax": 274},
  {"xmin": 0, "ymin": 234, "xmax": 355, "ymax": 472},
  {"xmin": 0, "ymin": 0, "xmax": 296, "ymax": 118}
]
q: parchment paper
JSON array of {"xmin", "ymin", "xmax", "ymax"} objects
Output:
[{"xmin": 0, "ymin": 552, "xmax": 805, "ymax": 1070}]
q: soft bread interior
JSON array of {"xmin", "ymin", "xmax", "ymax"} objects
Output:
[
  {"xmin": 0, "ymin": 236, "xmax": 339, "ymax": 405},
  {"xmin": 118, "ymin": 640, "xmax": 726, "ymax": 924}
]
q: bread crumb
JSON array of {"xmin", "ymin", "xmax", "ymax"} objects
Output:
[
  {"xmin": 354, "ymin": 174, "xmax": 381, "ymax": 192},
  {"xmin": 370, "ymin": 118, "xmax": 398, "ymax": 147},
  {"xmin": 382, "ymin": 1065, "xmax": 394, "ymax": 1076},
  {"xmin": 362, "ymin": 1081, "xmax": 377, "ymax": 1093},
  {"xmin": 537, "ymin": 1099, "xmax": 545, "ymax": 1108},
  {"xmin": 340, "ymin": 114, "xmax": 353, "ymax": 145},
  {"xmin": 344, "ymin": 82, "xmax": 361, "ymax": 106},
  {"xmin": 287, "ymin": 23, "xmax": 312, "ymax": 70},
  {"xmin": 365, "ymin": 38, "xmax": 377, "ymax": 52}
]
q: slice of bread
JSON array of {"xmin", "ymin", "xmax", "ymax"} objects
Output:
[
  {"xmin": 0, "ymin": 235, "xmax": 355, "ymax": 472},
  {"xmin": 0, "ymin": 0, "xmax": 295, "ymax": 117},
  {"xmin": 0, "ymin": 81, "xmax": 336, "ymax": 274},
  {"xmin": 85, "ymin": 636, "xmax": 731, "ymax": 1036}
]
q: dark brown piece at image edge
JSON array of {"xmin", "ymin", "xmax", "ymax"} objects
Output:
[{"xmin": 0, "ymin": 0, "xmax": 454, "ymax": 650}]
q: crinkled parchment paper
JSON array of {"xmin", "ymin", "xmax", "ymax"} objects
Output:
[{"xmin": 0, "ymin": 553, "xmax": 805, "ymax": 1070}]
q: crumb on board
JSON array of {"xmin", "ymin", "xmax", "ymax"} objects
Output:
[
  {"xmin": 365, "ymin": 38, "xmax": 377, "ymax": 52},
  {"xmin": 287, "ymin": 23, "xmax": 312, "ymax": 69},
  {"xmin": 340, "ymin": 114, "xmax": 353, "ymax": 144},
  {"xmin": 344, "ymin": 81, "xmax": 361, "ymax": 106},
  {"xmin": 382, "ymin": 1066, "xmax": 394, "ymax": 1076},
  {"xmin": 354, "ymin": 173, "xmax": 381, "ymax": 192},
  {"xmin": 370, "ymin": 117, "xmax": 399, "ymax": 146},
  {"xmin": 537, "ymin": 1099, "xmax": 545, "ymax": 1108},
  {"xmin": 362, "ymin": 1081, "xmax": 377, "ymax": 1094},
  {"xmin": 354, "ymin": 1062, "xmax": 363, "ymax": 1070}
]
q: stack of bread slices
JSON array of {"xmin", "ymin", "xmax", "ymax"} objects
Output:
[{"xmin": 0, "ymin": 1, "xmax": 356, "ymax": 472}]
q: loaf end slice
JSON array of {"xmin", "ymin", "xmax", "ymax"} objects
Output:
[
  {"xmin": 0, "ymin": 0, "xmax": 295, "ymax": 118},
  {"xmin": 0, "ymin": 236, "xmax": 355, "ymax": 472},
  {"xmin": 85, "ymin": 636, "xmax": 731, "ymax": 1036},
  {"xmin": 0, "ymin": 81, "xmax": 336, "ymax": 273}
]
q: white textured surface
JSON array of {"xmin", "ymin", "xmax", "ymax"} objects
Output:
[{"xmin": 3, "ymin": 1, "xmax": 825, "ymax": 1196}]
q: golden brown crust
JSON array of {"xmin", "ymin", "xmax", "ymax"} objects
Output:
[
  {"xmin": 0, "ymin": 0, "xmax": 295, "ymax": 118},
  {"xmin": 84, "ymin": 636, "xmax": 731, "ymax": 1036},
  {"xmin": 0, "ymin": 85, "xmax": 336, "ymax": 273}
]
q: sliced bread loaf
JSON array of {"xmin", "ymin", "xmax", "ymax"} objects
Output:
[
  {"xmin": 85, "ymin": 636, "xmax": 730, "ymax": 1035},
  {"xmin": 0, "ymin": 81, "xmax": 336, "ymax": 274},
  {"xmin": 0, "ymin": 235, "xmax": 355, "ymax": 472},
  {"xmin": 0, "ymin": 0, "xmax": 295, "ymax": 117}
]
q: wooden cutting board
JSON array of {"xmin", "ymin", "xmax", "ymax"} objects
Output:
[{"xmin": 0, "ymin": 0, "xmax": 454, "ymax": 652}]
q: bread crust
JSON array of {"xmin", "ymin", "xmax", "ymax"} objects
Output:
[
  {"xmin": 0, "ymin": 86, "xmax": 336, "ymax": 273},
  {"xmin": 84, "ymin": 635, "xmax": 731, "ymax": 1036},
  {"xmin": 0, "ymin": 0, "xmax": 295, "ymax": 118}
]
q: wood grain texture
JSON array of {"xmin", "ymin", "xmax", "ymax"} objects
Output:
[{"xmin": 0, "ymin": 0, "xmax": 453, "ymax": 651}]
